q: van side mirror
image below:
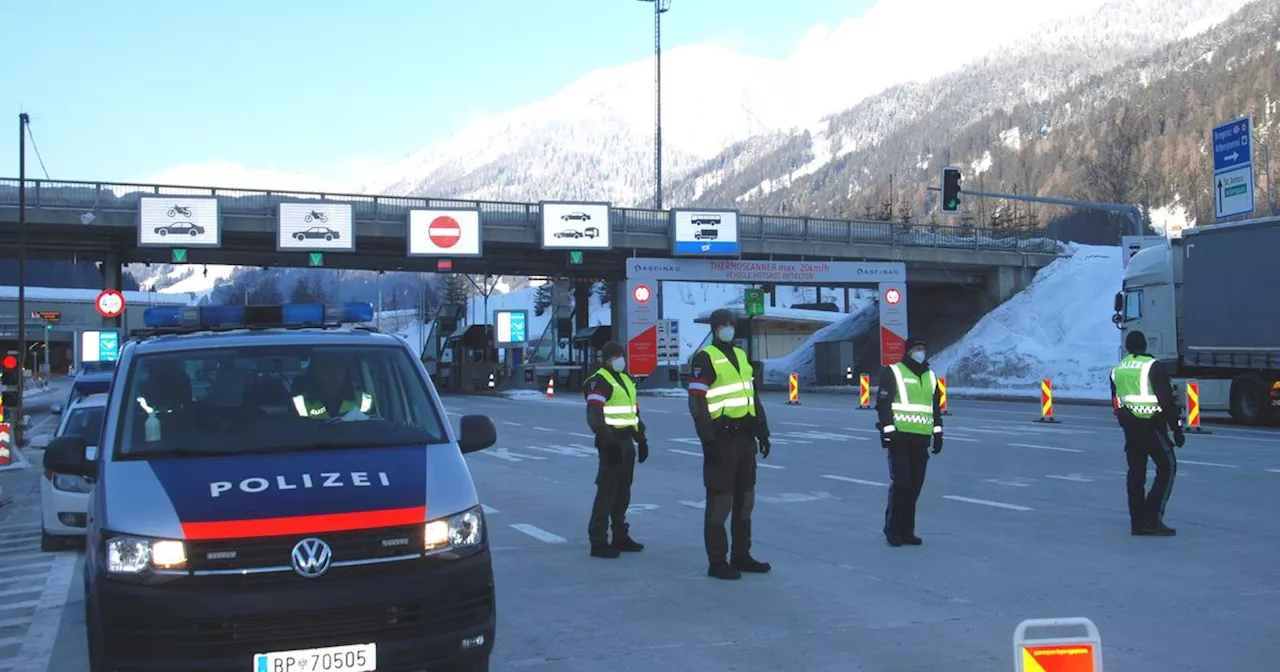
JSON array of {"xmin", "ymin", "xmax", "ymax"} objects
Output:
[
  {"xmin": 50, "ymin": 404, "xmax": 63, "ymax": 415},
  {"xmin": 458, "ymin": 414, "xmax": 497, "ymax": 454},
  {"xmin": 43, "ymin": 435, "xmax": 97, "ymax": 478},
  {"xmin": 1113, "ymin": 292, "xmax": 1124, "ymax": 313}
]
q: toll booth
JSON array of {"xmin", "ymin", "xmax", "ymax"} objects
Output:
[
  {"xmin": 423, "ymin": 305, "xmax": 463, "ymax": 382},
  {"xmin": 439, "ymin": 324, "xmax": 497, "ymax": 393},
  {"xmin": 572, "ymin": 326, "xmax": 613, "ymax": 379}
]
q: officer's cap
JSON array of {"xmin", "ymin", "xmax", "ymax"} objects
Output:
[
  {"xmin": 601, "ymin": 341, "xmax": 624, "ymax": 360},
  {"xmin": 709, "ymin": 308, "xmax": 735, "ymax": 328}
]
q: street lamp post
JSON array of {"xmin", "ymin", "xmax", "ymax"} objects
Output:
[
  {"xmin": 638, "ymin": 0, "xmax": 671, "ymax": 211},
  {"xmin": 15, "ymin": 113, "xmax": 29, "ymax": 447}
]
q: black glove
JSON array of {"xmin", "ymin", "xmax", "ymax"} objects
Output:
[
  {"xmin": 757, "ymin": 436, "xmax": 771, "ymax": 459},
  {"xmin": 1173, "ymin": 427, "xmax": 1185, "ymax": 448},
  {"xmin": 932, "ymin": 434, "xmax": 943, "ymax": 455},
  {"xmin": 638, "ymin": 436, "xmax": 649, "ymax": 463},
  {"xmin": 880, "ymin": 430, "xmax": 894, "ymax": 449}
]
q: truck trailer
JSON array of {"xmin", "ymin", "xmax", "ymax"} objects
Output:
[{"xmin": 1115, "ymin": 215, "xmax": 1280, "ymax": 425}]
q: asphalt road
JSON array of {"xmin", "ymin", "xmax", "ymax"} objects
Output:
[{"xmin": 3, "ymin": 387, "xmax": 1277, "ymax": 671}]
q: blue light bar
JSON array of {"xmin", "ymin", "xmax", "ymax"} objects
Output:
[{"xmin": 143, "ymin": 302, "xmax": 375, "ymax": 329}]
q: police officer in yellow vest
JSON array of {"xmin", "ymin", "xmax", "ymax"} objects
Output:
[
  {"xmin": 687, "ymin": 309, "xmax": 772, "ymax": 580},
  {"xmin": 583, "ymin": 341, "xmax": 649, "ymax": 559},
  {"xmin": 875, "ymin": 336, "xmax": 943, "ymax": 547},
  {"xmin": 1111, "ymin": 330, "xmax": 1184, "ymax": 536},
  {"xmin": 292, "ymin": 354, "xmax": 375, "ymax": 420}
]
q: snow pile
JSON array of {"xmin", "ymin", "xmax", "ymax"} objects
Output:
[
  {"xmin": 762, "ymin": 304, "xmax": 879, "ymax": 386},
  {"xmin": 929, "ymin": 245, "xmax": 1122, "ymax": 399}
]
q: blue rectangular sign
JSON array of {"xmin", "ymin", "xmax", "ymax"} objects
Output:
[
  {"xmin": 99, "ymin": 332, "xmax": 120, "ymax": 362},
  {"xmin": 1212, "ymin": 116, "xmax": 1251, "ymax": 172},
  {"xmin": 674, "ymin": 240, "xmax": 739, "ymax": 255}
]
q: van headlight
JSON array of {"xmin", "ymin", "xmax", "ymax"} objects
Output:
[
  {"xmin": 107, "ymin": 536, "xmax": 187, "ymax": 574},
  {"xmin": 423, "ymin": 507, "xmax": 484, "ymax": 554}
]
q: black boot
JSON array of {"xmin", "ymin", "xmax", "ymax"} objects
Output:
[
  {"xmin": 612, "ymin": 536, "xmax": 644, "ymax": 552},
  {"xmin": 885, "ymin": 533, "xmax": 904, "ymax": 547},
  {"xmin": 903, "ymin": 535, "xmax": 923, "ymax": 545},
  {"xmin": 590, "ymin": 544, "xmax": 621, "ymax": 558},
  {"xmin": 708, "ymin": 562, "xmax": 742, "ymax": 580},
  {"xmin": 730, "ymin": 555, "xmax": 771, "ymax": 573},
  {"xmin": 1140, "ymin": 522, "xmax": 1176, "ymax": 536}
]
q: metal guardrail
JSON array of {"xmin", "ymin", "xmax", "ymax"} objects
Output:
[{"xmin": 0, "ymin": 178, "xmax": 1066, "ymax": 254}]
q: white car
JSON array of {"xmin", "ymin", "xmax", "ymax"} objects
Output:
[{"xmin": 40, "ymin": 393, "xmax": 105, "ymax": 550}]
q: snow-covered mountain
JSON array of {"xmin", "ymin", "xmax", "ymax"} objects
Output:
[{"xmin": 361, "ymin": 0, "xmax": 1251, "ymax": 207}]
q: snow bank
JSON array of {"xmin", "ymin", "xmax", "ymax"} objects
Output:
[
  {"xmin": 930, "ymin": 245, "xmax": 1122, "ymax": 399},
  {"xmin": 762, "ymin": 303, "xmax": 878, "ymax": 386}
]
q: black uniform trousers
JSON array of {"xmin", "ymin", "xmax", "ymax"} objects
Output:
[
  {"xmin": 588, "ymin": 430, "xmax": 637, "ymax": 545},
  {"xmin": 1122, "ymin": 421, "xmax": 1177, "ymax": 529},
  {"xmin": 703, "ymin": 427, "xmax": 758, "ymax": 563},
  {"xmin": 884, "ymin": 432, "xmax": 931, "ymax": 538}
]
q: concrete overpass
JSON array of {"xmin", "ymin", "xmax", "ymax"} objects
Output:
[{"xmin": 0, "ymin": 177, "xmax": 1069, "ymax": 354}]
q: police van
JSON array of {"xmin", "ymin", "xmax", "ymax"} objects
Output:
[{"xmin": 43, "ymin": 302, "xmax": 499, "ymax": 672}]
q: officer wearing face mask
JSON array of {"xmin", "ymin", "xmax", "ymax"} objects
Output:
[
  {"xmin": 686, "ymin": 309, "xmax": 772, "ymax": 580},
  {"xmin": 875, "ymin": 336, "xmax": 943, "ymax": 547},
  {"xmin": 583, "ymin": 341, "xmax": 649, "ymax": 559}
]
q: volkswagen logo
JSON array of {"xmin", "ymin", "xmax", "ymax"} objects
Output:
[{"xmin": 290, "ymin": 538, "xmax": 332, "ymax": 578}]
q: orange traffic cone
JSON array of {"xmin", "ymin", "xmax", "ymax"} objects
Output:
[{"xmin": 545, "ymin": 376, "xmax": 555, "ymax": 398}]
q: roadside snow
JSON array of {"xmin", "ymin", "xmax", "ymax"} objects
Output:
[
  {"xmin": 763, "ymin": 304, "xmax": 878, "ymax": 385},
  {"xmin": 929, "ymin": 245, "xmax": 1121, "ymax": 399}
]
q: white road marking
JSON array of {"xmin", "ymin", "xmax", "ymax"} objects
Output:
[
  {"xmin": 533, "ymin": 426, "xmax": 554, "ymax": 432},
  {"xmin": 757, "ymin": 462, "xmax": 786, "ymax": 469},
  {"xmin": 678, "ymin": 499, "xmax": 706, "ymax": 509},
  {"xmin": 569, "ymin": 432, "xmax": 595, "ymax": 439},
  {"xmin": 669, "ymin": 448, "xmax": 703, "ymax": 458},
  {"xmin": 1045, "ymin": 474, "xmax": 1094, "ymax": 483},
  {"xmin": 943, "ymin": 436, "xmax": 980, "ymax": 442},
  {"xmin": 503, "ymin": 421, "xmax": 522, "ymax": 427},
  {"xmin": 943, "ymin": 495, "xmax": 1032, "ymax": 511},
  {"xmin": 643, "ymin": 409, "xmax": 672, "ymax": 414},
  {"xmin": 984, "ymin": 478, "xmax": 1033, "ymax": 488},
  {"xmin": 821, "ymin": 474, "xmax": 888, "ymax": 487},
  {"xmin": 841, "ymin": 427, "xmax": 880, "ymax": 434},
  {"xmin": 528, "ymin": 444, "xmax": 596, "ymax": 458},
  {"xmin": 626, "ymin": 504, "xmax": 659, "ymax": 513},
  {"xmin": 1267, "ymin": 469, "xmax": 1280, "ymax": 474},
  {"xmin": 5, "ymin": 552, "xmax": 76, "ymax": 672},
  {"xmin": 782, "ymin": 421, "xmax": 820, "ymax": 428},
  {"xmin": 1008, "ymin": 442, "xmax": 1083, "ymax": 453},
  {"xmin": 478, "ymin": 448, "xmax": 548, "ymax": 462},
  {"xmin": 509, "ymin": 524, "xmax": 567, "ymax": 544},
  {"xmin": 481, "ymin": 504, "xmax": 499, "ymax": 514},
  {"xmin": 1179, "ymin": 459, "xmax": 1238, "ymax": 468}
]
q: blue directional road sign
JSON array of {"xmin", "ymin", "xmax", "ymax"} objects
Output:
[
  {"xmin": 1211, "ymin": 116, "xmax": 1255, "ymax": 219},
  {"xmin": 1212, "ymin": 117, "xmax": 1251, "ymax": 172}
]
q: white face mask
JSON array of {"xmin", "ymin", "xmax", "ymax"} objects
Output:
[
  {"xmin": 716, "ymin": 326, "xmax": 735, "ymax": 342},
  {"xmin": 909, "ymin": 350, "xmax": 926, "ymax": 364},
  {"xmin": 610, "ymin": 357, "xmax": 626, "ymax": 372}
]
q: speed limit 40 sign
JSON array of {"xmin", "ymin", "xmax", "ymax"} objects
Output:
[{"xmin": 96, "ymin": 289, "xmax": 126, "ymax": 319}]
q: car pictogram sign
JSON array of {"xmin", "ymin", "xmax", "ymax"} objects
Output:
[
  {"xmin": 428, "ymin": 216, "xmax": 461, "ymax": 249},
  {"xmin": 96, "ymin": 289, "xmax": 126, "ymax": 318},
  {"xmin": 884, "ymin": 287, "xmax": 901, "ymax": 305}
]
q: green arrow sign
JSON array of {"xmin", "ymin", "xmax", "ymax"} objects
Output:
[
  {"xmin": 568, "ymin": 251, "xmax": 584, "ymax": 265},
  {"xmin": 309, "ymin": 252, "xmax": 324, "ymax": 267},
  {"xmin": 171, "ymin": 248, "xmax": 187, "ymax": 263}
]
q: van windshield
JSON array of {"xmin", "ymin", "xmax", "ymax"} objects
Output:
[{"xmin": 113, "ymin": 343, "xmax": 447, "ymax": 458}]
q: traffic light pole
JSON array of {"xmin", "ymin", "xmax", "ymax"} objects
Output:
[{"xmin": 934, "ymin": 186, "xmax": 1145, "ymax": 237}]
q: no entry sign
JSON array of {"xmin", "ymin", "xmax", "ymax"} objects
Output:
[
  {"xmin": 428, "ymin": 216, "xmax": 461, "ymax": 248},
  {"xmin": 96, "ymin": 289, "xmax": 126, "ymax": 319},
  {"xmin": 408, "ymin": 208, "xmax": 482, "ymax": 257}
]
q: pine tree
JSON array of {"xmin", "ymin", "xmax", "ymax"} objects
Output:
[
  {"xmin": 442, "ymin": 274, "xmax": 470, "ymax": 310},
  {"xmin": 533, "ymin": 283, "xmax": 553, "ymax": 317}
]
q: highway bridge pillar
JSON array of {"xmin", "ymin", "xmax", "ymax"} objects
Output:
[
  {"xmin": 984, "ymin": 265, "xmax": 1032, "ymax": 307},
  {"xmin": 101, "ymin": 252, "xmax": 123, "ymax": 329}
]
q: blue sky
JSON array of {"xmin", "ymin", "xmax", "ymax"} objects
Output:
[{"xmin": 1, "ymin": 0, "xmax": 873, "ymax": 185}]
